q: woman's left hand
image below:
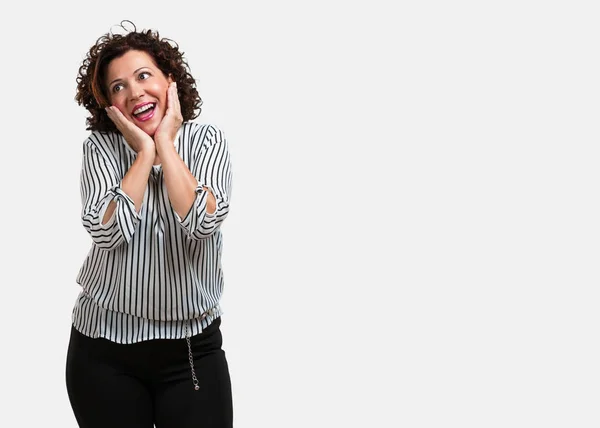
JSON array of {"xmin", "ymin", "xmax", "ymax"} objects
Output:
[{"xmin": 154, "ymin": 82, "xmax": 183, "ymax": 146}]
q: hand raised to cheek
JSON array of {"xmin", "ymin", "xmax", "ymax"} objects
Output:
[
  {"xmin": 154, "ymin": 82, "xmax": 183, "ymax": 145},
  {"xmin": 105, "ymin": 106, "xmax": 156, "ymax": 154}
]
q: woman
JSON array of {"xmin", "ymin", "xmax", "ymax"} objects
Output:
[{"xmin": 66, "ymin": 21, "xmax": 234, "ymax": 428}]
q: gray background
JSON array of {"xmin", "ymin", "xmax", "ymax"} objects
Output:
[{"xmin": 1, "ymin": 0, "xmax": 598, "ymax": 426}]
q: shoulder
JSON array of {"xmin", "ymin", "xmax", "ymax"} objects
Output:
[
  {"xmin": 182, "ymin": 122, "xmax": 227, "ymax": 148},
  {"xmin": 83, "ymin": 130, "xmax": 120, "ymax": 153}
]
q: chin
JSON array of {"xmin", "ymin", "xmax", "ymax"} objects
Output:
[
  {"xmin": 140, "ymin": 116, "xmax": 161, "ymax": 137},
  {"xmin": 142, "ymin": 125, "xmax": 158, "ymax": 137}
]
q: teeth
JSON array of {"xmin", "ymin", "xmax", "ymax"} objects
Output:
[{"xmin": 133, "ymin": 104, "xmax": 154, "ymax": 115}]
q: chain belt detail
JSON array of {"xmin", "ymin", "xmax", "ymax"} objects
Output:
[{"xmin": 183, "ymin": 308, "xmax": 216, "ymax": 391}]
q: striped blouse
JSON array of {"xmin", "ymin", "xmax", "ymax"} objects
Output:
[{"xmin": 72, "ymin": 122, "xmax": 232, "ymax": 344}]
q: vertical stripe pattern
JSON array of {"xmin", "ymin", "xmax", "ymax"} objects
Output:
[{"xmin": 72, "ymin": 122, "xmax": 232, "ymax": 344}]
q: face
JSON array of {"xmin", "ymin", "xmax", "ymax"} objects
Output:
[{"xmin": 105, "ymin": 49, "xmax": 172, "ymax": 136}]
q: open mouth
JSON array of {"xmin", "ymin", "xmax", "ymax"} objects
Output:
[{"xmin": 132, "ymin": 103, "xmax": 156, "ymax": 121}]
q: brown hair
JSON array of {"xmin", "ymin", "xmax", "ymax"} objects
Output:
[{"xmin": 75, "ymin": 21, "xmax": 202, "ymax": 132}]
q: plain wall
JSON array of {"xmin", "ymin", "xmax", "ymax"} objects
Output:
[{"xmin": 1, "ymin": 1, "xmax": 599, "ymax": 426}]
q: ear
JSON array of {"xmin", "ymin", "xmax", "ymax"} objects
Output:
[{"xmin": 167, "ymin": 74, "xmax": 174, "ymax": 84}]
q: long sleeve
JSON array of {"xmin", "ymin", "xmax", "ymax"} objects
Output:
[
  {"xmin": 80, "ymin": 140, "xmax": 142, "ymax": 250},
  {"xmin": 177, "ymin": 125, "xmax": 232, "ymax": 240}
]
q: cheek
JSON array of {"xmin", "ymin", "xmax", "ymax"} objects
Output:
[
  {"xmin": 111, "ymin": 98, "xmax": 129, "ymax": 116},
  {"xmin": 153, "ymin": 83, "xmax": 170, "ymax": 102}
]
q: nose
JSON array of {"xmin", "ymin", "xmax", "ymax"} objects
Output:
[{"xmin": 128, "ymin": 81, "xmax": 145, "ymax": 101}]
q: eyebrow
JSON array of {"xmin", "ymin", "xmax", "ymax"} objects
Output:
[{"xmin": 108, "ymin": 67, "xmax": 151, "ymax": 87}]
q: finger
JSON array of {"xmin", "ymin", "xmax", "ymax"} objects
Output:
[
  {"xmin": 105, "ymin": 106, "xmax": 121, "ymax": 127},
  {"xmin": 109, "ymin": 106, "xmax": 130, "ymax": 128},
  {"xmin": 171, "ymin": 82, "xmax": 182, "ymax": 116},
  {"xmin": 110, "ymin": 106, "xmax": 129, "ymax": 123},
  {"xmin": 166, "ymin": 82, "xmax": 175, "ymax": 114},
  {"xmin": 106, "ymin": 106, "xmax": 120, "ymax": 123},
  {"xmin": 106, "ymin": 106, "xmax": 135, "ymax": 135}
]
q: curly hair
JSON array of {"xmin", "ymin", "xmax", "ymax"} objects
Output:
[{"xmin": 75, "ymin": 22, "xmax": 202, "ymax": 132}]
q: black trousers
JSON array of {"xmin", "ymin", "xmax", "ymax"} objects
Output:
[{"xmin": 65, "ymin": 317, "xmax": 233, "ymax": 428}]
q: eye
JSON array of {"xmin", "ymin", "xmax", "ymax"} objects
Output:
[
  {"xmin": 139, "ymin": 71, "xmax": 151, "ymax": 80},
  {"xmin": 112, "ymin": 83, "xmax": 124, "ymax": 93}
]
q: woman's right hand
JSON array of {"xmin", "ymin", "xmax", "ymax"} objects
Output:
[{"xmin": 105, "ymin": 106, "xmax": 155, "ymax": 154}]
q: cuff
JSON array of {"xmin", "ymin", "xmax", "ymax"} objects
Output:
[{"xmin": 176, "ymin": 184, "xmax": 210, "ymax": 232}]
